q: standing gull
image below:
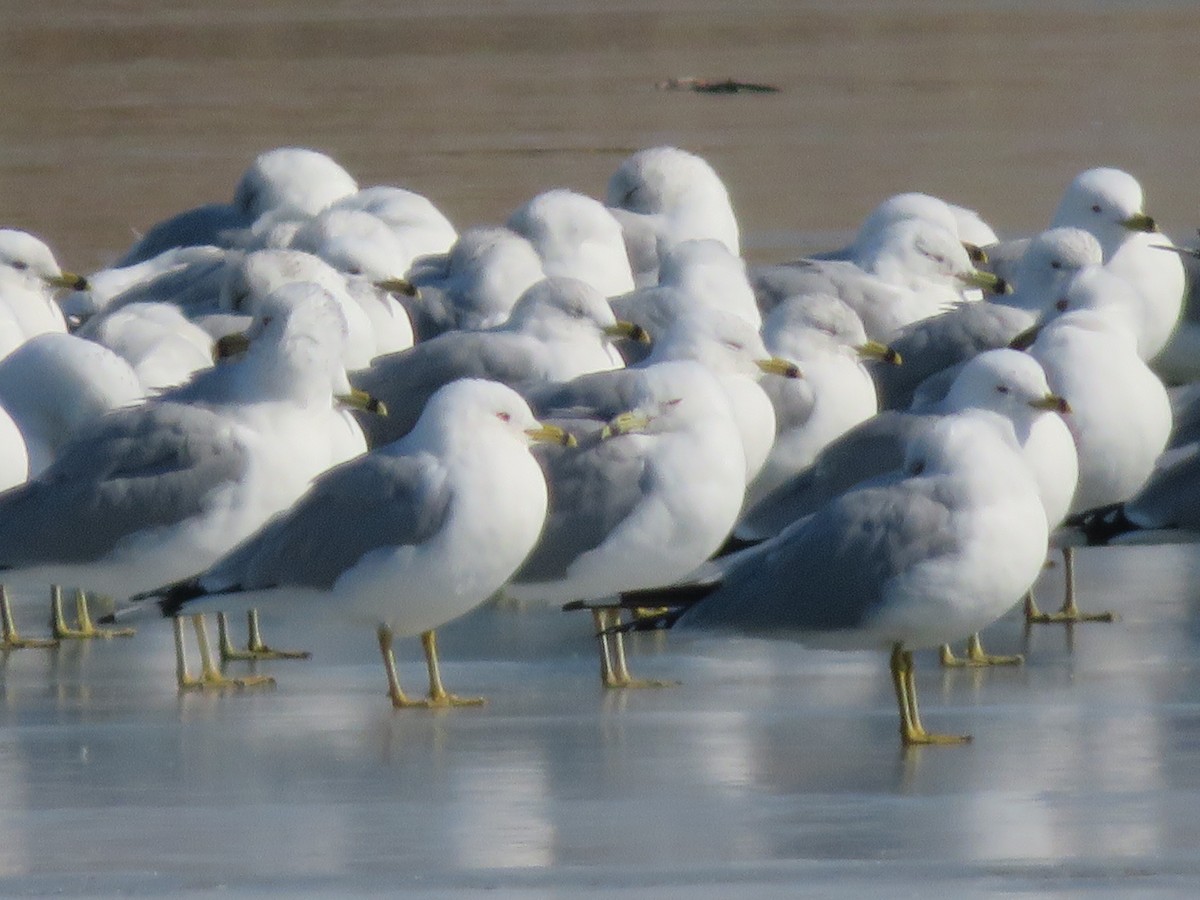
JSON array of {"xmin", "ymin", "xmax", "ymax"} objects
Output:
[
  {"xmin": 1021, "ymin": 265, "xmax": 1172, "ymax": 622},
  {"xmin": 513, "ymin": 361, "xmax": 748, "ymax": 687},
  {"xmin": 149, "ymin": 380, "xmax": 569, "ymax": 706},
  {"xmin": 0, "ymin": 284, "xmax": 367, "ymax": 661},
  {"xmin": 619, "ymin": 412, "xmax": 1051, "ymax": 746}
]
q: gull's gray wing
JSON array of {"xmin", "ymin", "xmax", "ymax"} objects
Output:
[
  {"xmin": 513, "ymin": 436, "xmax": 649, "ymax": 583},
  {"xmin": 736, "ymin": 411, "xmax": 935, "ymax": 541},
  {"xmin": 116, "ymin": 205, "xmax": 249, "ymax": 267},
  {"xmin": 201, "ymin": 450, "xmax": 453, "ymax": 593},
  {"xmin": 351, "ymin": 332, "xmax": 544, "ymax": 447},
  {"xmin": 0, "ymin": 403, "xmax": 249, "ymax": 565},
  {"xmin": 682, "ymin": 480, "xmax": 958, "ymax": 633},
  {"xmin": 868, "ymin": 302, "xmax": 1032, "ymax": 410},
  {"xmin": 751, "ymin": 260, "xmax": 907, "ymax": 340},
  {"xmin": 524, "ymin": 369, "xmax": 647, "ymax": 422}
]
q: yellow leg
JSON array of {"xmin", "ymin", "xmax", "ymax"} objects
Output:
[
  {"xmin": 939, "ymin": 633, "xmax": 1023, "ymax": 667},
  {"xmin": 175, "ymin": 615, "xmax": 274, "ymax": 691},
  {"xmin": 891, "ymin": 644, "xmax": 971, "ymax": 746},
  {"xmin": 1026, "ymin": 548, "xmax": 1117, "ymax": 624},
  {"xmin": 0, "ymin": 585, "xmax": 58, "ymax": 650},
  {"xmin": 50, "ymin": 587, "xmax": 135, "ymax": 640},
  {"xmin": 593, "ymin": 609, "xmax": 621, "ymax": 688},
  {"xmin": 377, "ymin": 624, "xmax": 423, "ymax": 708},
  {"xmin": 421, "ymin": 630, "xmax": 484, "ymax": 707},
  {"xmin": 218, "ymin": 610, "xmax": 311, "ymax": 661},
  {"xmin": 592, "ymin": 607, "xmax": 677, "ymax": 690}
]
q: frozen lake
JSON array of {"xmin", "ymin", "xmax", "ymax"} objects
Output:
[
  {"xmin": 2, "ymin": 545, "xmax": 1200, "ymax": 895},
  {"xmin": 2, "ymin": 0, "xmax": 1200, "ymax": 894}
]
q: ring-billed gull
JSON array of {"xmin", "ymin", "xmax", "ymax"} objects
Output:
[
  {"xmin": 0, "ymin": 333, "xmax": 145, "ymax": 475},
  {"xmin": 508, "ymin": 189, "xmax": 636, "ymax": 298},
  {"xmin": 351, "ymin": 277, "xmax": 638, "ymax": 448},
  {"xmin": 513, "ymin": 360, "xmax": 748, "ymax": 687},
  {"xmin": 526, "ymin": 308, "xmax": 797, "ymax": 483},
  {"xmin": 610, "ymin": 240, "xmax": 761, "ymax": 358},
  {"xmin": 77, "ymin": 302, "xmax": 215, "ymax": 392},
  {"xmin": 987, "ymin": 167, "xmax": 1184, "ymax": 364},
  {"xmin": 115, "ymin": 147, "xmax": 358, "ymax": 266},
  {"xmin": 0, "ymin": 405, "xmax": 37, "ymax": 650},
  {"xmin": 735, "ymin": 349, "xmax": 1071, "ymax": 544},
  {"xmin": 753, "ymin": 219, "xmax": 1009, "ymax": 342},
  {"xmin": 148, "ymin": 379, "xmax": 569, "ymax": 705},
  {"xmin": 0, "ymin": 230, "xmax": 75, "ymax": 346},
  {"xmin": 61, "ymin": 245, "xmax": 232, "ymax": 325},
  {"xmin": 618, "ymin": 411, "xmax": 1051, "ymax": 746},
  {"xmin": 736, "ymin": 349, "xmax": 1074, "ymax": 664},
  {"xmin": 0, "ymin": 284, "xmax": 366, "ymax": 608},
  {"xmin": 1019, "ymin": 265, "xmax": 1172, "ymax": 622},
  {"xmin": 813, "ymin": 192, "xmax": 996, "ymax": 264},
  {"xmin": 605, "ymin": 147, "xmax": 740, "ymax": 286},
  {"xmin": 870, "ymin": 228, "xmax": 1102, "ymax": 411},
  {"xmin": 404, "ymin": 226, "xmax": 546, "ymax": 339},
  {"xmin": 749, "ymin": 293, "xmax": 897, "ymax": 505},
  {"xmin": 327, "ymin": 185, "xmax": 457, "ymax": 262}
]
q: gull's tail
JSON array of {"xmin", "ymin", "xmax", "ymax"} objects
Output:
[
  {"xmin": 563, "ymin": 580, "xmax": 722, "ymax": 634},
  {"xmin": 1065, "ymin": 503, "xmax": 1139, "ymax": 546}
]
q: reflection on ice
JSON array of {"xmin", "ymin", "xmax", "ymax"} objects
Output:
[{"xmin": 1, "ymin": 546, "xmax": 1200, "ymax": 891}]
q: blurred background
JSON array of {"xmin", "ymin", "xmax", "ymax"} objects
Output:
[{"xmin": 2, "ymin": 0, "xmax": 1198, "ymax": 272}]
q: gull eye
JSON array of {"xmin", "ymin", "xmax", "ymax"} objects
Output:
[
  {"xmin": 11, "ymin": 261, "xmax": 28, "ymax": 271},
  {"xmin": 996, "ymin": 385, "xmax": 1010, "ymax": 394},
  {"xmin": 346, "ymin": 266, "xmax": 362, "ymax": 276},
  {"xmin": 496, "ymin": 411, "xmax": 511, "ymax": 422},
  {"xmin": 1055, "ymin": 298, "xmax": 1069, "ymax": 311},
  {"xmin": 261, "ymin": 316, "xmax": 274, "ymax": 327},
  {"xmin": 723, "ymin": 340, "xmax": 744, "ymax": 351},
  {"xmin": 1050, "ymin": 260, "xmax": 1062, "ymax": 270},
  {"xmin": 664, "ymin": 398, "xmax": 683, "ymax": 407},
  {"xmin": 909, "ymin": 460, "xmax": 926, "ymax": 476},
  {"xmin": 1091, "ymin": 204, "xmax": 1102, "ymax": 214}
]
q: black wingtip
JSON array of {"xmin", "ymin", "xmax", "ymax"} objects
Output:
[
  {"xmin": 1065, "ymin": 503, "xmax": 1138, "ymax": 546},
  {"xmin": 713, "ymin": 532, "xmax": 762, "ymax": 558},
  {"xmin": 618, "ymin": 579, "xmax": 721, "ymax": 612},
  {"xmin": 155, "ymin": 579, "xmax": 209, "ymax": 618}
]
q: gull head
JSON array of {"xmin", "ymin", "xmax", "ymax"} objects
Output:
[
  {"xmin": 1052, "ymin": 168, "xmax": 1155, "ymax": 257},
  {"xmin": 0, "ymin": 228, "xmax": 87, "ymax": 291},
  {"xmin": 233, "ymin": 147, "xmax": 358, "ymax": 220}
]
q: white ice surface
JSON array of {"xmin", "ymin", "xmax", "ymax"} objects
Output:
[{"xmin": 1, "ymin": 544, "xmax": 1199, "ymax": 895}]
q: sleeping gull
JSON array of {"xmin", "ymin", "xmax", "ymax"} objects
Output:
[
  {"xmin": 508, "ymin": 189, "xmax": 635, "ymax": 298},
  {"xmin": 813, "ymin": 192, "xmax": 996, "ymax": 264},
  {"xmin": 146, "ymin": 379, "xmax": 568, "ymax": 703},
  {"xmin": 403, "ymin": 226, "xmax": 546, "ymax": 340},
  {"xmin": 617, "ymin": 410, "xmax": 1051, "ymax": 746},
  {"xmin": 115, "ymin": 147, "xmax": 358, "ymax": 266},
  {"xmin": 605, "ymin": 146, "xmax": 740, "ymax": 286}
]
